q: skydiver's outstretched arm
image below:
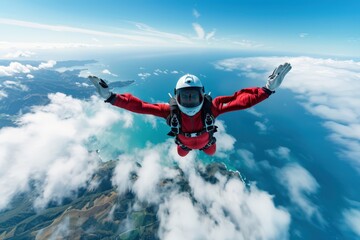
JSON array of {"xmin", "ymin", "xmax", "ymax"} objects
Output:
[
  {"xmin": 211, "ymin": 63, "xmax": 292, "ymax": 117},
  {"xmin": 88, "ymin": 76, "xmax": 170, "ymax": 118}
]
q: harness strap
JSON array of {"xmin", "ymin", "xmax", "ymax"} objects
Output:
[
  {"xmin": 200, "ymin": 136, "xmax": 216, "ymax": 150},
  {"xmin": 168, "ymin": 114, "xmax": 217, "ymax": 138},
  {"xmin": 175, "ymin": 137, "xmax": 192, "ymax": 151},
  {"xmin": 204, "ymin": 113, "xmax": 215, "ymax": 132},
  {"xmin": 169, "ymin": 114, "xmax": 180, "ymax": 135}
]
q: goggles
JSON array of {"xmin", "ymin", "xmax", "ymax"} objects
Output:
[{"xmin": 176, "ymin": 87, "xmax": 203, "ymax": 108}]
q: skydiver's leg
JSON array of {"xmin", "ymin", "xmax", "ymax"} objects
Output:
[
  {"xmin": 203, "ymin": 143, "xmax": 216, "ymax": 156},
  {"xmin": 177, "ymin": 145, "xmax": 190, "ymax": 157}
]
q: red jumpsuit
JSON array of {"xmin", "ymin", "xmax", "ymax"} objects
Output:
[{"xmin": 108, "ymin": 87, "xmax": 271, "ymax": 156}]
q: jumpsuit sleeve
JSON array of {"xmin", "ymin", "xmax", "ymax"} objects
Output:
[
  {"xmin": 211, "ymin": 87, "xmax": 272, "ymax": 117},
  {"xmin": 106, "ymin": 93, "xmax": 170, "ymax": 119}
]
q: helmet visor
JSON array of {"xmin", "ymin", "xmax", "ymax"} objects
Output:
[{"xmin": 177, "ymin": 87, "xmax": 203, "ymax": 108}]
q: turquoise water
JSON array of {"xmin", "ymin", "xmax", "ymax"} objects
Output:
[{"xmin": 85, "ymin": 50, "xmax": 358, "ymax": 239}]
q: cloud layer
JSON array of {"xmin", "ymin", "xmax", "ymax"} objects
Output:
[
  {"xmin": 343, "ymin": 208, "xmax": 360, "ymax": 237},
  {"xmin": 0, "ymin": 60, "xmax": 56, "ymax": 77},
  {"xmin": 277, "ymin": 163, "xmax": 324, "ymax": 225},
  {"xmin": 0, "ymin": 93, "xmax": 127, "ymax": 209},
  {"xmin": 0, "ymin": 16, "xmax": 263, "ymax": 54},
  {"xmin": 215, "ymin": 56, "xmax": 360, "ymax": 237},
  {"xmin": 214, "ymin": 56, "xmax": 360, "ymax": 172},
  {"xmin": 0, "ymin": 18, "xmax": 196, "ymax": 51},
  {"xmin": 0, "ymin": 89, "xmax": 291, "ymax": 238},
  {"xmin": 112, "ymin": 141, "xmax": 291, "ymax": 240}
]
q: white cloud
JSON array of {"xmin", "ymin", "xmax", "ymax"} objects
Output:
[
  {"xmin": 0, "ymin": 93, "xmax": 130, "ymax": 210},
  {"xmin": 205, "ymin": 30, "xmax": 216, "ymax": 41},
  {"xmin": 153, "ymin": 68, "xmax": 168, "ymax": 75},
  {"xmin": 111, "ymin": 139, "xmax": 290, "ymax": 240},
  {"xmin": 237, "ymin": 148, "xmax": 257, "ymax": 169},
  {"xmin": 0, "ymin": 18, "xmax": 237, "ymax": 50},
  {"xmin": 343, "ymin": 208, "xmax": 360, "ymax": 237},
  {"xmin": 0, "ymin": 62, "xmax": 32, "ymax": 76},
  {"xmin": 0, "ymin": 18, "xmax": 170, "ymax": 45},
  {"xmin": 299, "ymin": 33, "xmax": 309, "ymax": 38},
  {"xmin": 276, "ymin": 163, "xmax": 324, "ymax": 225},
  {"xmin": 160, "ymin": 164, "xmax": 290, "ymax": 240},
  {"xmin": 0, "ymin": 60, "xmax": 56, "ymax": 76},
  {"xmin": 133, "ymin": 22, "xmax": 192, "ymax": 45},
  {"xmin": 0, "ymin": 18, "xmax": 195, "ymax": 51},
  {"xmin": 102, "ymin": 69, "xmax": 118, "ymax": 76},
  {"xmin": 214, "ymin": 56, "xmax": 360, "ymax": 172},
  {"xmin": 134, "ymin": 22, "xmax": 192, "ymax": 45},
  {"xmin": 0, "ymin": 41, "xmax": 103, "ymax": 50},
  {"xmin": 255, "ymin": 120, "xmax": 267, "ymax": 133},
  {"xmin": 111, "ymin": 140, "xmax": 180, "ymax": 198},
  {"xmin": 246, "ymin": 107, "xmax": 263, "ymax": 117},
  {"xmin": 232, "ymin": 39, "xmax": 263, "ymax": 48},
  {"xmin": 266, "ymin": 146, "xmax": 291, "ymax": 161},
  {"xmin": 108, "ymin": 115, "xmax": 291, "ymax": 239},
  {"xmin": 3, "ymin": 80, "xmax": 29, "ymax": 91},
  {"xmin": 47, "ymin": 216, "xmax": 71, "ymax": 239},
  {"xmin": 266, "ymin": 146, "xmax": 324, "ymax": 224},
  {"xmin": 92, "ymin": 37, "xmax": 100, "ymax": 42},
  {"xmin": 158, "ymin": 193, "xmax": 207, "ymax": 240},
  {"xmin": 39, "ymin": 60, "xmax": 56, "ymax": 69},
  {"xmin": 324, "ymin": 121, "xmax": 360, "ymax": 141},
  {"xmin": 193, "ymin": 23, "xmax": 205, "ymax": 40},
  {"xmin": 132, "ymin": 149, "xmax": 163, "ymax": 203},
  {"xmin": 193, "ymin": 9, "xmax": 201, "ymax": 18},
  {"xmin": 138, "ymin": 72, "xmax": 151, "ymax": 79},
  {"xmin": 3, "ymin": 50, "xmax": 35, "ymax": 58},
  {"xmin": 213, "ymin": 120, "xmax": 236, "ymax": 158},
  {"xmin": 27, "ymin": 74, "xmax": 34, "ymax": 79},
  {"xmin": 0, "ymin": 89, "xmax": 8, "ymax": 99},
  {"xmin": 33, "ymin": 144, "xmax": 99, "ymax": 208},
  {"xmin": 102, "ymin": 69, "xmax": 111, "ymax": 74},
  {"xmin": 111, "ymin": 155, "xmax": 137, "ymax": 195},
  {"xmin": 143, "ymin": 114, "xmax": 158, "ymax": 128},
  {"xmin": 192, "ymin": 23, "xmax": 216, "ymax": 41}
]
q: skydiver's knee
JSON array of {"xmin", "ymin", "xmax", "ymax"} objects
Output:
[
  {"xmin": 177, "ymin": 145, "xmax": 190, "ymax": 157},
  {"xmin": 203, "ymin": 144, "xmax": 216, "ymax": 156}
]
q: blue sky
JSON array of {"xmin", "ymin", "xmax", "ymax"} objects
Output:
[{"xmin": 0, "ymin": 0, "xmax": 359, "ymax": 58}]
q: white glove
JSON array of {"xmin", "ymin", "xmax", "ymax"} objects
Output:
[
  {"xmin": 88, "ymin": 75, "xmax": 112, "ymax": 99},
  {"xmin": 265, "ymin": 63, "xmax": 292, "ymax": 91}
]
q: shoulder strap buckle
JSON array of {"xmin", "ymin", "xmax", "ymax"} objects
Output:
[
  {"xmin": 170, "ymin": 114, "xmax": 180, "ymax": 135},
  {"xmin": 204, "ymin": 113, "xmax": 215, "ymax": 132}
]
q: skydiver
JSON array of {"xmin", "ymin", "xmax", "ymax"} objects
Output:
[{"xmin": 89, "ymin": 63, "xmax": 291, "ymax": 157}]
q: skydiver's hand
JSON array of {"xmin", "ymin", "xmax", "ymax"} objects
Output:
[
  {"xmin": 265, "ymin": 63, "xmax": 292, "ymax": 91},
  {"xmin": 88, "ymin": 75, "xmax": 112, "ymax": 99}
]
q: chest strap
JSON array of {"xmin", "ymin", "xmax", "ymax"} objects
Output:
[{"xmin": 168, "ymin": 113, "xmax": 217, "ymax": 138}]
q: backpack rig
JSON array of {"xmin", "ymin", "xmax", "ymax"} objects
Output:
[{"xmin": 166, "ymin": 94, "xmax": 218, "ymax": 151}]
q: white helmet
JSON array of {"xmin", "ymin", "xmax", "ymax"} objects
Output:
[{"xmin": 175, "ymin": 74, "xmax": 204, "ymax": 116}]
